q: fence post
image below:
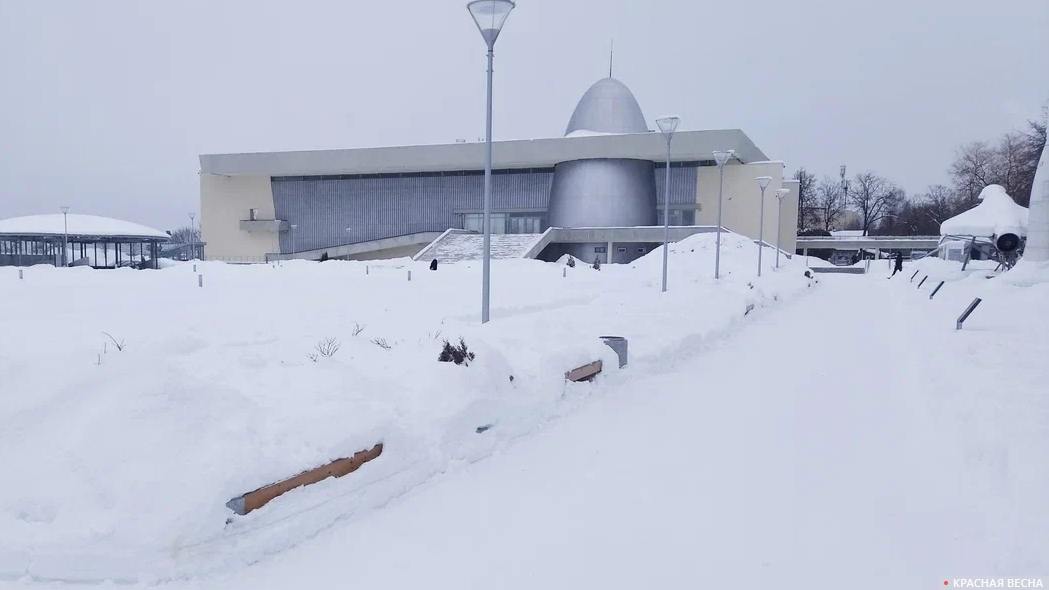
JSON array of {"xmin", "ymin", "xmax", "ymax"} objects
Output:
[
  {"xmin": 929, "ymin": 281, "xmax": 944, "ymax": 299},
  {"xmin": 563, "ymin": 267, "xmax": 567, "ymax": 278},
  {"xmin": 917, "ymin": 275, "xmax": 928, "ymax": 288},
  {"xmin": 19, "ymin": 269, "xmax": 23, "ymax": 280},
  {"xmin": 910, "ymin": 270, "xmax": 920, "ymax": 281},
  {"xmin": 198, "ymin": 274, "xmax": 203, "ymax": 288},
  {"xmin": 408, "ymin": 270, "xmax": 411, "ymax": 282},
  {"xmin": 366, "ymin": 265, "xmax": 369, "ymax": 275},
  {"xmin": 956, "ymin": 297, "xmax": 982, "ymax": 330}
]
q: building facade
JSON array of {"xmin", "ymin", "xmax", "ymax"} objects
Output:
[{"xmin": 200, "ymin": 78, "xmax": 799, "ymax": 264}]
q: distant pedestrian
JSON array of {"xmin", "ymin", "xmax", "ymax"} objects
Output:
[
  {"xmin": 430, "ymin": 258, "xmax": 438, "ymax": 271},
  {"xmin": 889, "ymin": 251, "xmax": 904, "ymax": 277}
]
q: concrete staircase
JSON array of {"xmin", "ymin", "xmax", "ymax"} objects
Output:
[{"xmin": 414, "ymin": 230, "xmax": 545, "ymax": 263}]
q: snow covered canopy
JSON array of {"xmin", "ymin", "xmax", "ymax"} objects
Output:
[
  {"xmin": 0, "ymin": 214, "xmax": 169, "ymax": 269},
  {"xmin": 939, "ymin": 185, "xmax": 1028, "ymax": 238},
  {"xmin": 0, "ymin": 213, "xmax": 168, "ymax": 240}
]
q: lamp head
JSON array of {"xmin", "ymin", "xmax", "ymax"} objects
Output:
[
  {"xmin": 712, "ymin": 150, "xmax": 734, "ymax": 167},
  {"xmin": 467, "ymin": 0, "xmax": 515, "ymax": 48},
  {"xmin": 756, "ymin": 176, "xmax": 773, "ymax": 191},
  {"xmin": 655, "ymin": 115, "xmax": 680, "ymax": 141}
]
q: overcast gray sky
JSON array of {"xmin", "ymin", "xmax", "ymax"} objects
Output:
[{"xmin": 1, "ymin": 0, "xmax": 1046, "ymax": 231}]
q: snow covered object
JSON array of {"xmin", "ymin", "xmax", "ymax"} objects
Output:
[
  {"xmin": 940, "ymin": 185, "xmax": 1028, "ymax": 252},
  {"xmin": 1025, "ymin": 142, "xmax": 1049, "ymax": 262},
  {"xmin": 0, "ymin": 213, "xmax": 168, "ymax": 239}
]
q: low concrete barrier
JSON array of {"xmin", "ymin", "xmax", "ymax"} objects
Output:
[
  {"xmin": 565, "ymin": 360, "xmax": 602, "ymax": 382},
  {"xmin": 810, "ymin": 266, "xmax": 866, "ymax": 274},
  {"xmin": 226, "ymin": 443, "xmax": 384, "ymax": 515}
]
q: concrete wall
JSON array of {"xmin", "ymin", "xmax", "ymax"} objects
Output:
[
  {"xmin": 346, "ymin": 244, "xmax": 427, "ymax": 261},
  {"xmin": 694, "ymin": 162, "xmax": 798, "ymax": 253},
  {"xmin": 779, "ymin": 179, "xmax": 800, "ymax": 254},
  {"xmin": 201, "ymin": 173, "xmax": 279, "ymax": 261}
]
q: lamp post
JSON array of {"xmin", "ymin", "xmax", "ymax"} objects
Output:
[
  {"xmin": 755, "ymin": 176, "xmax": 772, "ymax": 277},
  {"xmin": 656, "ymin": 115, "xmax": 680, "ymax": 292},
  {"xmin": 711, "ymin": 150, "xmax": 735, "ymax": 279},
  {"xmin": 60, "ymin": 206, "xmax": 70, "ymax": 267},
  {"xmin": 775, "ymin": 188, "xmax": 789, "ymax": 269},
  {"xmin": 290, "ymin": 224, "xmax": 297, "ymax": 261},
  {"xmin": 188, "ymin": 212, "xmax": 196, "ymax": 260},
  {"xmin": 467, "ymin": 0, "xmax": 515, "ymax": 324}
]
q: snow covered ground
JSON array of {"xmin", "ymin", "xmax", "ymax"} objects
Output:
[
  {"xmin": 3, "ymin": 235, "xmax": 1046, "ymax": 588},
  {"xmin": 161, "ymin": 262, "xmax": 1045, "ymax": 590},
  {"xmin": 0, "ymin": 233, "xmax": 819, "ymax": 585}
]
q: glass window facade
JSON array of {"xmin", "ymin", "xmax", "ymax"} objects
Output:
[{"xmin": 462, "ymin": 213, "xmax": 542, "ymax": 234}]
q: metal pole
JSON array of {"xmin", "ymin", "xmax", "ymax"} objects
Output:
[
  {"xmin": 661, "ymin": 138, "xmax": 671, "ymax": 292},
  {"xmin": 758, "ymin": 185, "xmax": 766, "ymax": 277},
  {"xmin": 62, "ymin": 211, "xmax": 68, "ymax": 267},
  {"xmin": 481, "ymin": 46, "xmax": 494, "ymax": 323},
  {"xmin": 715, "ymin": 163, "xmax": 725, "ymax": 279}
]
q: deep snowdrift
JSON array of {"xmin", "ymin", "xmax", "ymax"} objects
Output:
[{"xmin": 0, "ymin": 233, "xmax": 816, "ymax": 583}]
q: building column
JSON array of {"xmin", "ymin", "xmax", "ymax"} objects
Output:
[{"xmin": 607, "ymin": 241, "xmax": 614, "ymax": 264}]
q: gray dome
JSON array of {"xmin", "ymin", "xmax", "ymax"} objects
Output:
[{"xmin": 564, "ymin": 78, "xmax": 649, "ymax": 136}]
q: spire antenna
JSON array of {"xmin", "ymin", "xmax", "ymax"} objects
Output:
[{"xmin": 609, "ymin": 39, "xmax": 614, "ymax": 78}]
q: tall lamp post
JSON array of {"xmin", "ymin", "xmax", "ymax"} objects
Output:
[
  {"xmin": 656, "ymin": 115, "xmax": 680, "ymax": 293},
  {"xmin": 711, "ymin": 150, "xmax": 735, "ymax": 279},
  {"xmin": 467, "ymin": 0, "xmax": 515, "ymax": 324},
  {"xmin": 775, "ymin": 188, "xmax": 789, "ymax": 269},
  {"xmin": 290, "ymin": 224, "xmax": 297, "ymax": 261},
  {"xmin": 755, "ymin": 176, "xmax": 772, "ymax": 277},
  {"xmin": 60, "ymin": 206, "xmax": 70, "ymax": 267},
  {"xmin": 188, "ymin": 212, "xmax": 196, "ymax": 260}
]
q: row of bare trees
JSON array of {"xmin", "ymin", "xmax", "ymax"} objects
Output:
[
  {"xmin": 794, "ymin": 168, "xmax": 905, "ymax": 236},
  {"xmin": 794, "ymin": 104, "xmax": 1046, "ymax": 236}
]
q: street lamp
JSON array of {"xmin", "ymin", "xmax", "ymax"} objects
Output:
[
  {"xmin": 467, "ymin": 0, "xmax": 515, "ymax": 324},
  {"xmin": 656, "ymin": 115, "xmax": 680, "ymax": 293},
  {"xmin": 775, "ymin": 188, "xmax": 790, "ymax": 269},
  {"xmin": 711, "ymin": 150, "xmax": 735, "ymax": 279},
  {"xmin": 188, "ymin": 212, "xmax": 196, "ymax": 260},
  {"xmin": 755, "ymin": 176, "xmax": 772, "ymax": 277},
  {"xmin": 59, "ymin": 206, "xmax": 70, "ymax": 267}
]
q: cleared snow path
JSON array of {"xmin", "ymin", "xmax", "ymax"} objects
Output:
[{"xmin": 165, "ymin": 273, "xmax": 1047, "ymax": 589}]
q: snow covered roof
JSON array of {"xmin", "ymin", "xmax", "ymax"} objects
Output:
[
  {"xmin": 831, "ymin": 230, "xmax": 865, "ymax": 237},
  {"xmin": 940, "ymin": 185, "xmax": 1028, "ymax": 238},
  {"xmin": 0, "ymin": 214, "xmax": 169, "ymax": 240}
]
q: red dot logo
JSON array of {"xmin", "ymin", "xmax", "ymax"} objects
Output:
[{"xmin": 944, "ymin": 583, "xmax": 949, "ymax": 586}]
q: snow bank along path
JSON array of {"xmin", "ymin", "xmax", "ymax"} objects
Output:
[
  {"xmin": 171, "ymin": 262, "xmax": 1048, "ymax": 589},
  {"xmin": 0, "ymin": 233, "xmax": 818, "ymax": 584}
]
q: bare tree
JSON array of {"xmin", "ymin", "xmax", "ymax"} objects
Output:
[
  {"xmin": 792, "ymin": 168, "xmax": 817, "ymax": 230},
  {"xmin": 922, "ymin": 184, "xmax": 958, "ymax": 227},
  {"xmin": 950, "ymin": 141, "xmax": 995, "ymax": 208},
  {"xmin": 849, "ymin": 172, "xmax": 902, "ymax": 236},
  {"xmin": 168, "ymin": 225, "xmax": 200, "ymax": 244},
  {"xmin": 813, "ymin": 176, "xmax": 846, "ymax": 232},
  {"xmin": 989, "ymin": 132, "xmax": 1027, "ymax": 198}
]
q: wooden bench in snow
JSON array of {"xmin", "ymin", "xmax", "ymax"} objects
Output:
[
  {"xmin": 226, "ymin": 443, "xmax": 383, "ymax": 515},
  {"xmin": 565, "ymin": 360, "xmax": 602, "ymax": 382}
]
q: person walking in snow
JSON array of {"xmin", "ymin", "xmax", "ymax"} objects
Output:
[{"xmin": 889, "ymin": 251, "xmax": 904, "ymax": 277}]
